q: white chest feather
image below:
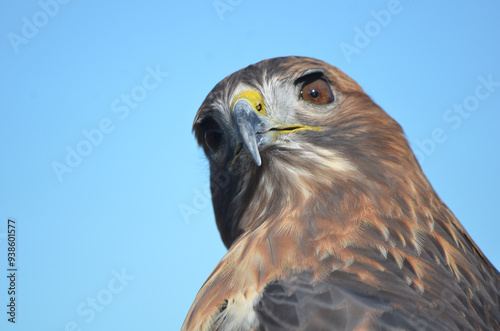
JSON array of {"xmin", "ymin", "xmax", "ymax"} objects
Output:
[{"xmin": 211, "ymin": 289, "xmax": 262, "ymax": 331}]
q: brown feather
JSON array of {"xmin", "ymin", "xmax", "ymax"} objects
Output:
[{"xmin": 183, "ymin": 57, "xmax": 500, "ymax": 330}]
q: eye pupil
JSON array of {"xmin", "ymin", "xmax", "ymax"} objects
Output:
[
  {"xmin": 309, "ymin": 89, "xmax": 319, "ymax": 99},
  {"xmin": 204, "ymin": 129, "xmax": 223, "ymax": 153}
]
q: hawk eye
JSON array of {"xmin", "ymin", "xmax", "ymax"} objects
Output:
[
  {"xmin": 204, "ymin": 128, "xmax": 223, "ymax": 153},
  {"xmin": 199, "ymin": 117, "xmax": 224, "ymax": 153},
  {"xmin": 300, "ymin": 79, "xmax": 334, "ymax": 105}
]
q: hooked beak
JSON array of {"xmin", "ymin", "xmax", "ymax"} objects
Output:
[
  {"xmin": 233, "ymin": 97, "xmax": 275, "ymax": 166},
  {"xmin": 232, "ymin": 90, "xmax": 321, "ymax": 166}
]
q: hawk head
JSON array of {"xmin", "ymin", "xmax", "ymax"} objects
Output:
[
  {"xmin": 186, "ymin": 56, "xmax": 499, "ymax": 331},
  {"xmin": 193, "ymin": 56, "xmax": 422, "ymax": 249}
]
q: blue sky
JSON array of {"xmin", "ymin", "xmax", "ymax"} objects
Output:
[{"xmin": 1, "ymin": 1, "xmax": 499, "ymax": 330}]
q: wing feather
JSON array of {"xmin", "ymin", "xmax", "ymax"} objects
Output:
[{"xmin": 255, "ymin": 270, "xmax": 477, "ymax": 330}]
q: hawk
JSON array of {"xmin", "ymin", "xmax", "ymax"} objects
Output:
[{"xmin": 182, "ymin": 57, "xmax": 500, "ymax": 330}]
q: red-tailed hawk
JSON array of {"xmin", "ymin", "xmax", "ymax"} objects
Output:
[{"xmin": 182, "ymin": 57, "xmax": 500, "ymax": 330}]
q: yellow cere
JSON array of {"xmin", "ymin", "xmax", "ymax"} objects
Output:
[{"xmin": 231, "ymin": 90, "xmax": 268, "ymax": 116}]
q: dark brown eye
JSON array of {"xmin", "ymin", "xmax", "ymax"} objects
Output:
[
  {"xmin": 204, "ymin": 126, "xmax": 223, "ymax": 153},
  {"xmin": 300, "ymin": 79, "xmax": 334, "ymax": 105}
]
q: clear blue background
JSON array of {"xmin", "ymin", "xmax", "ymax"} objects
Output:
[{"xmin": 1, "ymin": 1, "xmax": 499, "ymax": 330}]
